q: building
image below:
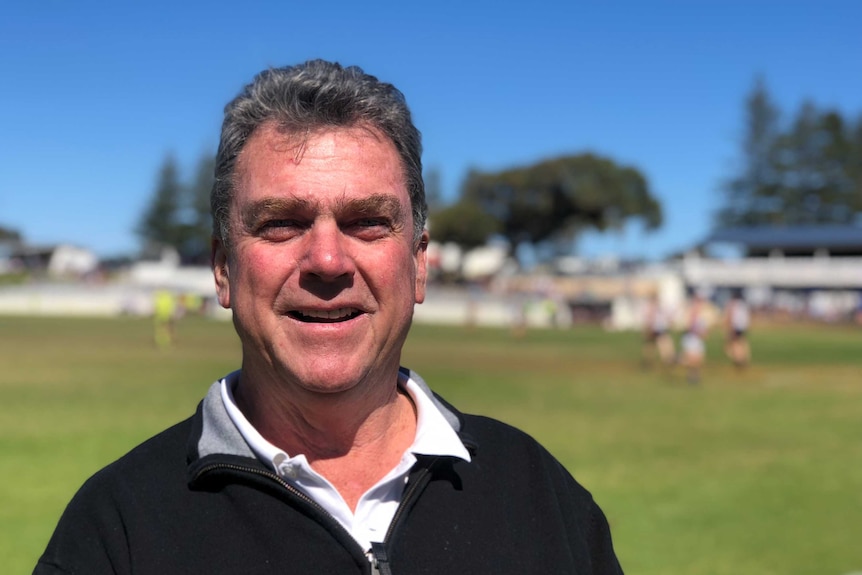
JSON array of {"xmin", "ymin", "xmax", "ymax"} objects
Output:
[
  {"xmin": 682, "ymin": 225, "xmax": 862, "ymax": 319},
  {"xmin": 0, "ymin": 243, "xmax": 99, "ymax": 277}
]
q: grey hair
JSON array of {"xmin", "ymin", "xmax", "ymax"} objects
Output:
[{"xmin": 212, "ymin": 59, "xmax": 426, "ymax": 247}]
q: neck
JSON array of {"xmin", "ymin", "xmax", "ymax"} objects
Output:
[{"xmin": 234, "ymin": 370, "xmax": 417, "ymax": 510}]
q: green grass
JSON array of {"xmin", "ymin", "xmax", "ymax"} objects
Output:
[{"xmin": 2, "ymin": 316, "xmax": 861, "ymax": 574}]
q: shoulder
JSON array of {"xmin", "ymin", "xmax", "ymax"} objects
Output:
[
  {"xmin": 460, "ymin": 412, "xmax": 547, "ymax": 451},
  {"xmin": 428, "ymin": 388, "xmax": 557, "ymax": 458},
  {"xmin": 36, "ymin": 417, "xmax": 198, "ymax": 573},
  {"xmin": 430, "ymin": 391, "xmax": 579, "ymax": 484},
  {"xmin": 445, "ymin": 413, "xmax": 623, "ymax": 572},
  {"xmin": 458, "ymin": 412, "xmax": 595, "ymax": 498},
  {"xmin": 70, "ymin": 416, "xmax": 195, "ymax": 509},
  {"xmin": 109, "ymin": 416, "xmax": 193, "ymax": 471}
]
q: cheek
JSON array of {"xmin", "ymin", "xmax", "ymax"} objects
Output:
[
  {"xmin": 354, "ymin": 249, "xmax": 410, "ymax": 302},
  {"xmin": 374, "ymin": 247, "xmax": 416, "ymax": 281},
  {"xmin": 234, "ymin": 248, "xmax": 293, "ymax": 296}
]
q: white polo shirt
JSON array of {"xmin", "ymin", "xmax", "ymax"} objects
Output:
[{"xmin": 220, "ymin": 372, "xmax": 471, "ymax": 553}]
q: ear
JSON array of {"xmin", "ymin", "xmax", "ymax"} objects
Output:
[
  {"xmin": 211, "ymin": 236, "xmax": 231, "ymax": 309},
  {"xmin": 414, "ymin": 230, "xmax": 429, "ymax": 304}
]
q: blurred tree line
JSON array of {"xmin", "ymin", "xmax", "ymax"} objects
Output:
[
  {"xmin": 137, "ymin": 153, "xmax": 214, "ymax": 264},
  {"xmin": 716, "ymin": 77, "xmax": 862, "ymax": 228},
  {"xmin": 136, "ymin": 76, "xmax": 860, "ymax": 264},
  {"xmin": 430, "ymin": 154, "xmax": 663, "ymax": 255},
  {"xmin": 0, "ymin": 226, "xmax": 21, "ymax": 243},
  {"xmin": 139, "ymin": 148, "xmax": 664, "ymax": 264}
]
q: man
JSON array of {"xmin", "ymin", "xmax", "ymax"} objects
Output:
[{"xmin": 35, "ymin": 60, "xmax": 623, "ymax": 574}]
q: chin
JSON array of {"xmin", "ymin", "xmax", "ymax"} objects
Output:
[{"xmin": 290, "ymin": 365, "xmax": 371, "ymax": 395}]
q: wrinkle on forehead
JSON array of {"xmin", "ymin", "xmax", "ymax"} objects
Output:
[{"xmin": 250, "ymin": 121, "xmax": 385, "ymax": 165}]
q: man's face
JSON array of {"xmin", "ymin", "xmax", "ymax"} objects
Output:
[{"xmin": 212, "ymin": 123, "xmax": 428, "ymax": 396}]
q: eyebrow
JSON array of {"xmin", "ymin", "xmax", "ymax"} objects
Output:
[
  {"xmin": 240, "ymin": 197, "xmax": 314, "ymax": 230},
  {"xmin": 240, "ymin": 194, "xmax": 407, "ymax": 229},
  {"xmin": 336, "ymin": 194, "xmax": 405, "ymax": 221}
]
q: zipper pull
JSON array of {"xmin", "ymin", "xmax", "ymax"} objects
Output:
[{"xmin": 370, "ymin": 541, "xmax": 393, "ymax": 575}]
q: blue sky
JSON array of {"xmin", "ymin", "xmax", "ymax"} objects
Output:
[{"xmin": 1, "ymin": 1, "xmax": 860, "ymax": 260}]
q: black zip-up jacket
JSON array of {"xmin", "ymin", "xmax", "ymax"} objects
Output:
[{"xmin": 35, "ymin": 369, "xmax": 624, "ymax": 574}]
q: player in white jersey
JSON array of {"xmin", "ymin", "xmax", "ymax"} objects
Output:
[{"xmin": 723, "ymin": 292, "xmax": 751, "ymax": 369}]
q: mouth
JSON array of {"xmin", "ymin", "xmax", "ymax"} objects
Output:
[{"xmin": 288, "ymin": 308, "xmax": 363, "ymax": 323}]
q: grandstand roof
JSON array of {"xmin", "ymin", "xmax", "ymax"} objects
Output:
[{"xmin": 707, "ymin": 226, "xmax": 862, "ymax": 253}]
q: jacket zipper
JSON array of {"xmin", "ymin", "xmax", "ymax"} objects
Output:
[
  {"xmin": 193, "ymin": 462, "xmax": 373, "ymax": 572},
  {"xmin": 196, "ymin": 456, "xmax": 443, "ymax": 575},
  {"xmin": 369, "ymin": 457, "xmax": 439, "ymax": 575}
]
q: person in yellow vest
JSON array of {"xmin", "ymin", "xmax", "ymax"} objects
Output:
[{"xmin": 153, "ymin": 289, "xmax": 177, "ymax": 349}]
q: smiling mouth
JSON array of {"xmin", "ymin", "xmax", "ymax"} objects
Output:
[{"xmin": 289, "ymin": 308, "xmax": 363, "ymax": 323}]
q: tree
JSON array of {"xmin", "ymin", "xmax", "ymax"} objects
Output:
[
  {"xmin": 136, "ymin": 152, "xmax": 216, "ymax": 264},
  {"xmin": 716, "ymin": 76, "xmax": 782, "ymax": 227},
  {"xmin": 773, "ymin": 104, "xmax": 858, "ymax": 224},
  {"xmin": 0, "ymin": 225, "xmax": 21, "ymax": 243},
  {"xmin": 137, "ymin": 154, "xmax": 183, "ymax": 253},
  {"xmin": 424, "ymin": 166, "xmax": 445, "ymax": 215},
  {"xmin": 851, "ymin": 116, "xmax": 862, "ymax": 214},
  {"xmin": 716, "ymin": 77, "xmax": 862, "ymax": 227},
  {"xmin": 460, "ymin": 153, "xmax": 662, "ymax": 256},
  {"xmin": 180, "ymin": 153, "xmax": 216, "ymax": 264},
  {"xmin": 429, "ymin": 199, "xmax": 501, "ymax": 250}
]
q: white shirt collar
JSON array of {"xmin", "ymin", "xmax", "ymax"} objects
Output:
[
  {"xmin": 219, "ymin": 370, "xmax": 470, "ymax": 552},
  {"xmin": 219, "ymin": 369, "xmax": 470, "ymax": 473}
]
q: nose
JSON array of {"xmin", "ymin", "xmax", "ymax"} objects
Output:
[{"xmin": 299, "ymin": 220, "xmax": 355, "ymax": 282}]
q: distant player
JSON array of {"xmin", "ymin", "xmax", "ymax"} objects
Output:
[
  {"xmin": 642, "ymin": 293, "xmax": 675, "ymax": 368},
  {"xmin": 724, "ymin": 291, "xmax": 751, "ymax": 369},
  {"xmin": 679, "ymin": 294, "xmax": 709, "ymax": 384},
  {"xmin": 152, "ymin": 289, "xmax": 177, "ymax": 349}
]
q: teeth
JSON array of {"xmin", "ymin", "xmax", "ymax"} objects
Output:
[{"xmin": 298, "ymin": 308, "xmax": 356, "ymax": 320}]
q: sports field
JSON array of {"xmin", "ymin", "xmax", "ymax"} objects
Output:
[{"xmin": 2, "ymin": 315, "xmax": 860, "ymax": 574}]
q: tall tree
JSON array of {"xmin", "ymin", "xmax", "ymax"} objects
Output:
[
  {"xmin": 0, "ymin": 225, "xmax": 21, "ymax": 243},
  {"xmin": 424, "ymin": 166, "xmax": 444, "ymax": 215},
  {"xmin": 460, "ymin": 153, "xmax": 662, "ymax": 256},
  {"xmin": 180, "ymin": 153, "xmax": 216, "ymax": 264},
  {"xmin": 716, "ymin": 76, "xmax": 782, "ymax": 227},
  {"xmin": 774, "ymin": 104, "xmax": 858, "ymax": 224},
  {"xmin": 851, "ymin": 116, "xmax": 862, "ymax": 214},
  {"xmin": 137, "ymin": 154, "xmax": 183, "ymax": 254},
  {"xmin": 136, "ymin": 152, "xmax": 217, "ymax": 263},
  {"xmin": 716, "ymin": 77, "xmax": 862, "ymax": 228}
]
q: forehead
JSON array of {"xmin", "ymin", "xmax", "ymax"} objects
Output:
[{"xmin": 234, "ymin": 123, "xmax": 407, "ymax": 202}]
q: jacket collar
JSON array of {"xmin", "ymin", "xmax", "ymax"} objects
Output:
[{"xmin": 190, "ymin": 368, "xmax": 469, "ymax": 466}]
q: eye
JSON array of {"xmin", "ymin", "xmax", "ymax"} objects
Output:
[
  {"xmin": 261, "ymin": 219, "xmax": 297, "ymax": 228},
  {"xmin": 357, "ymin": 218, "xmax": 387, "ymax": 227},
  {"xmin": 346, "ymin": 217, "xmax": 392, "ymax": 240},
  {"xmin": 257, "ymin": 219, "xmax": 305, "ymax": 241},
  {"xmin": 259, "ymin": 219, "xmax": 297, "ymax": 231}
]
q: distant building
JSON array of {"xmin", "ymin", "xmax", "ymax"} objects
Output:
[
  {"xmin": 683, "ymin": 225, "xmax": 862, "ymax": 320},
  {"xmin": 426, "ymin": 241, "xmax": 510, "ymax": 283},
  {"xmin": 0, "ymin": 240, "xmax": 19, "ymax": 274},
  {"xmin": 126, "ymin": 246, "xmax": 215, "ymax": 296},
  {"xmin": 707, "ymin": 225, "xmax": 862, "ymax": 258},
  {"xmin": 1, "ymin": 243, "xmax": 98, "ymax": 277}
]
